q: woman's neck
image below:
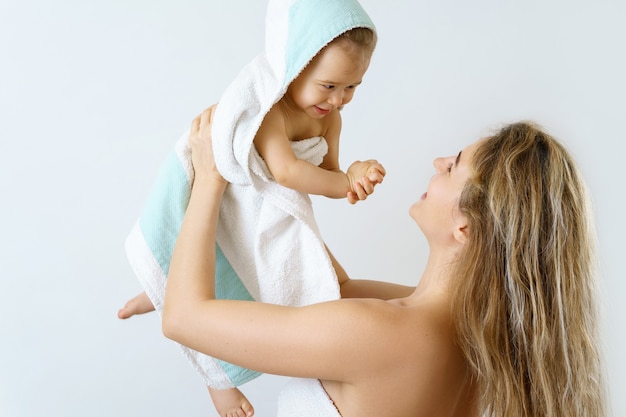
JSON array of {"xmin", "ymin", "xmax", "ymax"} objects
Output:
[{"xmin": 412, "ymin": 248, "xmax": 458, "ymax": 298}]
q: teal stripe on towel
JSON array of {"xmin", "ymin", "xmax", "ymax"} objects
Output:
[
  {"xmin": 139, "ymin": 150, "xmax": 261, "ymax": 385},
  {"xmin": 139, "ymin": 150, "xmax": 190, "ymax": 276},
  {"xmin": 215, "ymin": 244, "xmax": 255, "ymax": 302},
  {"xmin": 218, "ymin": 359, "xmax": 262, "ymax": 386},
  {"xmin": 215, "ymin": 245, "xmax": 261, "ymax": 384}
]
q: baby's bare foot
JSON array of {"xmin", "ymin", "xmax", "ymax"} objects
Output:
[
  {"xmin": 208, "ymin": 386, "xmax": 254, "ymax": 417},
  {"xmin": 117, "ymin": 291, "xmax": 155, "ymax": 319}
]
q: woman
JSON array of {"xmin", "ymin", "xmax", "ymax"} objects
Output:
[{"xmin": 159, "ymin": 106, "xmax": 606, "ymax": 417}]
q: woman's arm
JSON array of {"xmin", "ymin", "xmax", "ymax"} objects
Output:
[
  {"xmin": 162, "ymin": 108, "xmax": 226, "ymax": 322},
  {"xmin": 340, "ymin": 279, "xmax": 416, "ymax": 300},
  {"xmin": 327, "ymin": 246, "xmax": 415, "ymax": 300},
  {"xmin": 162, "ymin": 107, "xmax": 403, "ymax": 383}
]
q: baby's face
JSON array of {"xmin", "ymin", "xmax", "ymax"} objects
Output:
[{"xmin": 285, "ymin": 42, "xmax": 371, "ymax": 119}]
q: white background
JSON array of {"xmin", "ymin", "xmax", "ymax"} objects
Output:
[{"xmin": 1, "ymin": 0, "xmax": 624, "ymax": 416}]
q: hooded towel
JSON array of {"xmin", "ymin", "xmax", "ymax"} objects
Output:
[{"xmin": 125, "ymin": 0, "xmax": 376, "ymax": 389}]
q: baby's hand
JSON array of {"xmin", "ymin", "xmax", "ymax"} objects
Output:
[{"xmin": 346, "ymin": 160, "xmax": 386, "ymax": 204}]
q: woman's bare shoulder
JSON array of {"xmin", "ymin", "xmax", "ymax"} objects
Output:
[
  {"xmin": 324, "ymin": 296, "xmax": 470, "ymax": 416},
  {"xmin": 334, "ymin": 295, "xmax": 458, "ymax": 367}
]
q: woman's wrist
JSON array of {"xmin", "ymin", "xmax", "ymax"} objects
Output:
[{"xmin": 193, "ymin": 173, "xmax": 228, "ymax": 193}]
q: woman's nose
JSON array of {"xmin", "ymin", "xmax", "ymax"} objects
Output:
[
  {"xmin": 433, "ymin": 157, "xmax": 445, "ymax": 172},
  {"xmin": 434, "ymin": 156, "xmax": 454, "ymax": 173}
]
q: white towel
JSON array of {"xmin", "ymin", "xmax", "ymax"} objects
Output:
[{"xmin": 125, "ymin": 0, "xmax": 376, "ymax": 389}]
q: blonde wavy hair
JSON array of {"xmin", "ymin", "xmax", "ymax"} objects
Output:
[{"xmin": 452, "ymin": 122, "xmax": 607, "ymax": 417}]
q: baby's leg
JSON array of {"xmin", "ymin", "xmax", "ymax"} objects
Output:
[
  {"xmin": 208, "ymin": 386, "xmax": 254, "ymax": 417},
  {"xmin": 117, "ymin": 291, "xmax": 155, "ymax": 319}
]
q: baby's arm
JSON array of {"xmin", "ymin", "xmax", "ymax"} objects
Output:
[
  {"xmin": 322, "ymin": 110, "xmax": 386, "ymax": 203},
  {"xmin": 254, "ymin": 109, "xmax": 355, "ymax": 198},
  {"xmin": 255, "ymin": 108, "xmax": 385, "ymax": 201}
]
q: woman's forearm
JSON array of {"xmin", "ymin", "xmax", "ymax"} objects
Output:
[
  {"xmin": 327, "ymin": 245, "xmax": 414, "ymax": 300},
  {"xmin": 162, "ymin": 177, "xmax": 226, "ymax": 338},
  {"xmin": 340, "ymin": 279, "xmax": 415, "ymax": 300}
]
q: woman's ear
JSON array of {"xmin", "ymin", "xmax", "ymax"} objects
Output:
[
  {"xmin": 454, "ymin": 225, "xmax": 468, "ymax": 244},
  {"xmin": 453, "ymin": 216, "xmax": 469, "ymax": 244},
  {"xmin": 452, "ymin": 208, "xmax": 469, "ymax": 244}
]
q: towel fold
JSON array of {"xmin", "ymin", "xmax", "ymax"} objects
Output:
[{"xmin": 125, "ymin": 0, "xmax": 375, "ymax": 389}]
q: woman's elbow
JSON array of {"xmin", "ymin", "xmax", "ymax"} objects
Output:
[{"xmin": 161, "ymin": 305, "xmax": 184, "ymax": 342}]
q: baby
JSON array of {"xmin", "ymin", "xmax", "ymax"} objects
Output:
[{"xmin": 120, "ymin": 5, "xmax": 383, "ymax": 417}]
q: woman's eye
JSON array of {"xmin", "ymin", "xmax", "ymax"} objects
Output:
[{"xmin": 323, "ymin": 85, "xmax": 334, "ymax": 90}]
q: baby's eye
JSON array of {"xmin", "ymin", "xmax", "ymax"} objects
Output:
[
  {"xmin": 447, "ymin": 164, "xmax": 453, "ymax": 173},
  {"xmin": 323, "ymin": 85, "xmax": 335, "ymax": 90}
]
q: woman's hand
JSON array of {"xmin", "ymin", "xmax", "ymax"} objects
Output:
[{"xmin": 189, "ymin": 104, "xmax": 227, "ymax": 186}]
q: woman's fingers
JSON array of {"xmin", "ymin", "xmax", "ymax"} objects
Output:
[
  {"xmin": 199, "ymin": 105, "xmax": 214, "ymax": 131},
  {"xmin": 191, "ymin": 104, "xmax": 216, "ymax": 139},
  {"xmin": 188, "ymin": 104, "xmax": 226, "ymax": 184},
  {"xmin": 190, "ymin": 114, "xmax": 201, "ymax": 135}
]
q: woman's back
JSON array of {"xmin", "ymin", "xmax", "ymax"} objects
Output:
[{"xmin": 320, "ymin": 294, "xmax": 477, "ymax": 417}]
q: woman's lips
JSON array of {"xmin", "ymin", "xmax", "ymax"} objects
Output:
[{"xmin": 421, "ymin": 192, "xmax": 427, "ymax": 200}]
